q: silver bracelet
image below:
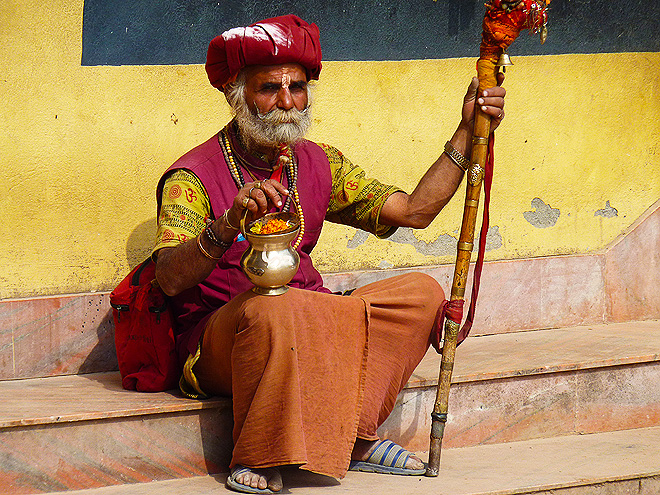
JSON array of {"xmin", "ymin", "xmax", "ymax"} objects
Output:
[
  {"xmin": 444, "ymin": 141, "xmax": 470, "ymax": 172},
  {"xmin": 222, "ymin": 209, "xmax": 240, "ymax": 231}
]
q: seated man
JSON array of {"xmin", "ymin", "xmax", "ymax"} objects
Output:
[{"xmin": 153, "ymin": 14, "xmax": 505, "ymax": 495}]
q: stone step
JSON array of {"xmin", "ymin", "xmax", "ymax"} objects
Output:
[
  {"xmin": 0, "ymin": 373, "xmax": 233, "ymax": 494},
  {"xmin": 43, "ymin": 427, "xmax": 660, "ymax": 495},
  {"xmin": 382, "ymin": 319, "xmax": 660, "ymax": 452},
  {"xmin": 1, "ymin": 320, "xmax": 658, "ymax": 494}
]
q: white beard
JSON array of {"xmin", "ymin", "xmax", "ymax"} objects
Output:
[
  {"xmin": 226, "ymin": 76, "xmax": 313, "ymax": 151},
  {"xmin": 234, "ymin": 101, "xmax": 312, "ymax": 150}
]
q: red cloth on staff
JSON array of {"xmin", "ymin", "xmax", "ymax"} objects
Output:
[
  {"xmin": 432, "ymin": 135, "xmax": 495, "ymax": 352},
  {"xmin": 205, "ymin": 14, "xmax": 323, "ymax": 89}
]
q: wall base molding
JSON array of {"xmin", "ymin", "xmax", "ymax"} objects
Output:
[{"xmin": 1, "ymin": 200, "xmax": 658, "ymax": 381}]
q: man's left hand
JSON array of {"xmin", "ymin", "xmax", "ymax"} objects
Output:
[{"xmin": 461, "ymin": 72, "xmax": 506, "ymax": 133}]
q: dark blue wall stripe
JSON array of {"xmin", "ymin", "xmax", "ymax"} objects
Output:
[{"xmin": 81, "ymin": 0, "xmax": 660, "ymax": 66}]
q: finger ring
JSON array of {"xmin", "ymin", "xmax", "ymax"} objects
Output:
[
  {"xmin": 498, "ymin": 110, "xmax": 504, "ymax": 119},
  {"xmin": 241, "ymin": 197, "xmax": 250, "ymax": 208},
  {"xmin": 254, "ymin": 181, "xmax": 262, "ymax": 189}
]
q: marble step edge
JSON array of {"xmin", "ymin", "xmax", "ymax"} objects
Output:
[
  {"xmin": 3, "ymin": 320, "xmax": 660, "ymax": 431},
  {"xmin": 408, "ymin": 321, "xmax": 660, "ymax": 389},
  {"xmin": 409, "ymin": 349, "xmax": 660, "ymax": 389},
  {"xmin": 3, "ymin": 354, "xmax": 656, "ymax": 432},
  {"xmin": 42, "ymin": 470, "xmax": 660, "ymax": 495},
  {"xmin": 0, "ymin": 373, "xmax": 231, "ymax": 430},
  {"xmin": 485, "ymin": 473, "xmax": 660, "ymax": 495},
  {"xmin": 0, "ymin": 399, "xmax": 232, "ymax": 430}
]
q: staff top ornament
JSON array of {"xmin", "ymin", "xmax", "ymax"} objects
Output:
[{"xmin": 477, "ymin": 0, "xmax": 551, "ymax": 88}]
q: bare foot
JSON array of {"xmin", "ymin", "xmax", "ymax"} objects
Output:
[
  {"xmin": 352, "ymin": 438, "xmax": 424, "ymax": 471},
  {"xmin": 228, "ymin": 465, "xmax": 283, "ymax": 493}
]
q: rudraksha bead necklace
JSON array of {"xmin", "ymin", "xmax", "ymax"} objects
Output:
[{"xmin": 219, "ymin": 126, "xmax": 304, "ymax": 249}]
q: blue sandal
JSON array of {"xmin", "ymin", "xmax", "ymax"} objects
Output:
[{"xmin": 349, "ymin": 439, "xmax": 426, "ymax": 475}]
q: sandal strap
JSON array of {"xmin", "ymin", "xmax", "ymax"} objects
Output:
[
  {"xmin": 365, "ymin": 440, "xmax": 410, "ymax": 469},
  {"xmin": 230, "ymin": 465, "xmax": 252, "ymax": 478}
]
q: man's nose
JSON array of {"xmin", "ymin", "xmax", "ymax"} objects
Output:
[{"xmin": 276, "ymin": 88, "xmax": 294, "ymax": 110}]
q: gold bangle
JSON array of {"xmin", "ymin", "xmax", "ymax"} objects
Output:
[
  {"xmin": 196, "ymin": 234, "xmax": 222, "ymax": 261},
  {"xmin": 444, "ymin": 141, "xmax": 470, "ymax": 172},
  {"xmin": 223, "ymin": 209, "xmax": 239, "ymax": 231}
]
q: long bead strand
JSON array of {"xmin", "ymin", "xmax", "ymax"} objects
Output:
[
  {"xmin": 219, "ymin": 126, "xmax": 305, "ymax": 249},
  {"xmin": 288, "ymin": 153, "xmax": 304, "ymax": 249},
  {"xmin": 220, "ymin": 128, "xmax": 245, "ymax": 190}
]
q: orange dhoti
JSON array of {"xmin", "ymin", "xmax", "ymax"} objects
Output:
[{"xmin": 193, "ymin": 272, "xmax": 443, "ymax": 478}]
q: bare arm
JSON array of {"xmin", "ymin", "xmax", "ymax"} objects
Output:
[
  {"xmin": 155, "ymin": 222, "xmax": 233, "ymax": 297},
  {"xmin": 155, "ymin": 179, "xmax": 288, "ymax": 296},
  {"xmin": 379, "ymin": 75, "xmax": 506, "ymax": 229}
]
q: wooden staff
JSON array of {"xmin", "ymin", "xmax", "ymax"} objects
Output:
[{"xmin": 426, "ymin": 0, "xmax": 550, "ymax": 476}]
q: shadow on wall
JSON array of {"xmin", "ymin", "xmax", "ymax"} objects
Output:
[
  {"xmin": 78, "ymin": 217, "xmax": 157, "ymax": 375},
  {"xmin": 126, "ymin": 217, "xmax": 158, "ymax": 268},
  {"xmin": 79, "ymin": 308, "xmax": 117, "ymax": 374}
]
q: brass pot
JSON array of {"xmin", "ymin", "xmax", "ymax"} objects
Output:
[{"xmin": 240, "ymin": 211, "xmax": 300, "ymax": 296}]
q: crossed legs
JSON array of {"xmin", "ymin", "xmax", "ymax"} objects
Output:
[{"xmin": 193, "ymin": 273, "xmax": 443, "ymax": 492}]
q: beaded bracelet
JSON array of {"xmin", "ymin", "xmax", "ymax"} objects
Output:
[
  {"xmin": 204, "ymin": 224, "xmax": 233, "ymax": 250},
  {"xmin": 196, "ymin": 234, "xmax": 223, "ymax": 261}
]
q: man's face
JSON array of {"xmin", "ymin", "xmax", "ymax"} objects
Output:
[
  {"xmin": 229, "ymin": 62, "xmax": 312, "ymax": 151},
  {"xmin": 243, "ymin": 63, "xmax": 309, "ymax": 115}
]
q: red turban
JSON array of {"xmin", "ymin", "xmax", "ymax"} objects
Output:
[{"xmin": 205, "ymin": 15, "xmax": 322, "ymax": 90}]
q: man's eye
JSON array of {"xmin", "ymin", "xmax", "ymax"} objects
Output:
[{"xmin": 290, "ymin": 83, "xmax": 307, "ymax": 93}]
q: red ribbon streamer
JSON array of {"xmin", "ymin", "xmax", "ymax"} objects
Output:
[{"xmin": 432, "ymin": 134, "xmax": 495, "ymax": 353}]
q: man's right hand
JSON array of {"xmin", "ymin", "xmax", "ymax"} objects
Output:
[
  {"xmin": 230, "ymin": 178, "xmax": 290, "ymax": 228},
  {"xmin": 155, "ymin": 178, "xmax": 291, "ymax": 297}
]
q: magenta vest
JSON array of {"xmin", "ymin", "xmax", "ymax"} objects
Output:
[{"xmin": 156, "ymin": 127, "xmax": 333, "ymax": 361}]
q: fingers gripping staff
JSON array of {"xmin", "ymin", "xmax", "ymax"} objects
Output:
[{"xmin": 426, "ymin": 0, "xmax": 551, "ymax": 477}]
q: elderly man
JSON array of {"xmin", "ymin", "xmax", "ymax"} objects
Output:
[{"xmin": 153, "ymin": 14, "xmax": 504, "ymax": 495}]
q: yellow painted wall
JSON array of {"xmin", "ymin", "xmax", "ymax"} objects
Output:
[{"xmin": 2, "ymin": 1, "xmax": 659, "ymax": 299}]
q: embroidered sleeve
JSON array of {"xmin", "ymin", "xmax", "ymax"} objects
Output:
[
  {"xmin": 321, "ymin": 143, "xmax": 403, "ymax": 238},
  {"xmin": 153, "ymin": 169, "xmax": 211, "ymax": 255}
]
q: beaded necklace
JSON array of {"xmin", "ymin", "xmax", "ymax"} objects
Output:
[{"xmin": 219, "ymin": 126, "xmax": 305, "ymax": 249}]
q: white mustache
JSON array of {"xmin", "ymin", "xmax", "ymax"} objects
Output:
[
  {"xmin": 256, "ymin": 106, "xmax": 310, "ymax": 125},
  {"xmin": 228, "ymin": 77, "xmax": 313, "ymax": 149},
  {"xmin": 236, "ymin": 103, "xmax": 312, "ymax": 149}
]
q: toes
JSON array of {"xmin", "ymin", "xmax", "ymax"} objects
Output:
[
  {"xmin": 233, "ymin": 467, "xmax": 281, "ymax": 492},
  {"xmin": 407, "ymin": 454, "xmax": 424, "ymax": 471},
  {"xmin": 246, "ymin": 472, "xmax": 265, "ymax": 489},
  {"xmin": 235, "ymin": 470, "xmax": 265, "ymax": 489},
  {"xmin": 267, "ymin": 468, "xmax": 284, "ymax": 491}
]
